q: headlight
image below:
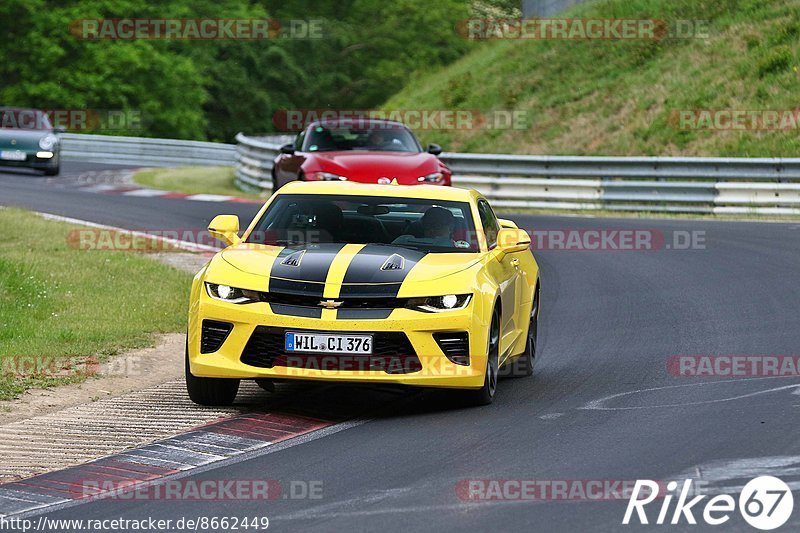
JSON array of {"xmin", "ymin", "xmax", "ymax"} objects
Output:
[
  {"xmin": 417, "ymin": 172, "xmax": 444, "ymax": 183},
  {"xmin": 314, "ymin": 172, "xmax": 348, "ymax": 181},
  {"xmin": 407, "ymin": 294, "xmax": 472, "ymax": 313},
  {"xmin": 39, "ymin": 134, "xmax": 58, "ymax": 150},
  {"xmin": 205, "ymin": 283, "xmax": 260, "ymax": 304}
]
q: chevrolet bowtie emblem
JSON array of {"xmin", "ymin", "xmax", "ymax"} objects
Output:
[{"xmin": 319, "ymin": 299, "xmax": 343, "ymax": 309}]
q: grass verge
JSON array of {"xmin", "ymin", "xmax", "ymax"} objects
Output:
[
  {"xmin": 385, "ymin": 0, "xmax": 800, "ymax": 157},
  {"xmin": 0, "ymin": 208, "xmax": 192, "ymax": 400},
  {"xmin": 134, "ymin": 166, "xmax": 265, "ymax": 199}
]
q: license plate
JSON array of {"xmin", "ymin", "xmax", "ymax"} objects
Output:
[
  {"xmin": 0, "ymin": 150, "xmax": 26, "ymax": 161},
  {"xmin": 285, "ymin": 332, "xmax": 373, "ymax": 354}
]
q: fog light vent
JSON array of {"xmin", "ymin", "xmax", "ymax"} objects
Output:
[{"xmin": 433, "ymin": 332, "xmax": 470, "ymax": 365}]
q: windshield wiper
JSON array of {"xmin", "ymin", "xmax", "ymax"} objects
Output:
[{"xmin": 258, "ymin": 239, "xmax": 306, "ymax": 246}]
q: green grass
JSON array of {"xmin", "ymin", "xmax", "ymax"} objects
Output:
[
  {"xmin": 385, "ymin": 0, "xmax": 800, "ymax": 157},
  {"xmin": 134, "ymin": 166, "xmax": 266, "ymax": 199},
  {"xmin": 0, "ymin": 208, "xmax": 192, "ymax": 400}
]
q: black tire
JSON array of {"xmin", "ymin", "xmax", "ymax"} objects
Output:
[
  {"xmin": 462, "ymin": 307, "xmax": 500, "ymax": 406},
  {"xmin": 44, "ymin": 166, "xmax": 59, "ymax": 176},
  {"xmin": 507, "ymin": 286, "xmax": 539, "ymax": 378},
  {"xmin": 185, "ymin": 346, "xmax": 240, "ymax": 406}
]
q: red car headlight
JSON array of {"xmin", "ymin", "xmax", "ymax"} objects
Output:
[
  {"xmin": 314, "ymin": 172, "xmax": 348, "ymax": 181},
  {"xmin": 418, "ymin": 172, "xmax": 444, "ymax": 183}
]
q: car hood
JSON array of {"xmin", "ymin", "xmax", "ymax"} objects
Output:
[
  {"xmin": 219, "ymin": 243, "xmax": 481, "ymax": 297},
  {"xmin": 307, "ymin": 151, "xmax": 441, "ymax": 185},
  {"xmin": 0, "ymin": 129, "xmax": 54, "ymax": 151}
]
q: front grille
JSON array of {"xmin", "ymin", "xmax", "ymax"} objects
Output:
[
  {"xmin": 433, "ymin": 332, "xmax": 470, "ymax": 365},
  {"xmin": 241, "ymin": 326, "xmax": 421, "ymax": 374},
  {"xmin": 259, "ymin": 291, "xmax": 407, "ymax": 310},
  {"xmin": 201, "ymin": 320, "xmax": 233, "ymax": 353}
]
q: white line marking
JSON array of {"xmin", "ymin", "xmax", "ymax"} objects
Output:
[
  {"xmin": 77, "ymin": 184, "xmax": 124, "ymax": 192},
  {"xmin": 539, "ymin": 413, "xmax": 564, "ymax": 420},
  {"xmin": 580, "ymin": 376, "xmax": 800, "ymax": 411},
  {"xmin": 122, "ymin": 188, "xmax": 169, "ymax": 197},
  {"xmin": 185, "ymin": 194, "xmax": 235, "ymax": 202}
]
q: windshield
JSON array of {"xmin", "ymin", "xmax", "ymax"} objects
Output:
[
  {"xmin": 0, "ymin": 109, "xmax": 52, "ymax": 130},
  {"xmin": 303, "ymin": 124, "xmax": 420, "ymax": 153},
  {"xmin": 247, "ymin": 194, "xmax": 479, "ymax": 253}
]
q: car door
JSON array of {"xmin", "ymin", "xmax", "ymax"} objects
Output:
[{"xmin": 478, "ymin": 199, "xmax": 520, "ymax": 362}]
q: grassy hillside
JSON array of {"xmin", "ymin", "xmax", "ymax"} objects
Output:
[{"xmin": 384, "ymin": 0, "xmax": 800, "ymax": 156}]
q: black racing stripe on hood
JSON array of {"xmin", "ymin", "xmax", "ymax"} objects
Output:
[
  {"xmin": 342, "ymin": 245, "xmax": 427, "ymax": 285},
  {"xmin": 268, "ymin": 243, "xmax": 345, "ymax": 297}
]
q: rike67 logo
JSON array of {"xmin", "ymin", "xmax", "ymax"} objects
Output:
[{"xmin": 624, "ymin": 477, "xmax": 794, "ymax": 530}]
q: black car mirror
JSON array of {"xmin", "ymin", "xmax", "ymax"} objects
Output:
[
  {"xmin": 280, "ymin": 143, "xmax": 296, "ymax": 155},
  {"xmin": 427, "ymin": 143, "xmax": 442, "ymax": 156}
]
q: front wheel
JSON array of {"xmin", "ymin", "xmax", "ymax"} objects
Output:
[
  {"xmin": 185, "ymin": 346, "xmax": 240, "ymax": 406},
  {"xmin": 462, "ymin": 308, "xmax": 500, "ymax": 406}
]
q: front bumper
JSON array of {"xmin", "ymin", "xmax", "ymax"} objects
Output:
[
  {"xmin": 0, "ymin": 151, "xmax": 59, "ymax": 171},
  {"xmin": 188, "ymin": 296, "xmax": 488, "ymax": 389}
]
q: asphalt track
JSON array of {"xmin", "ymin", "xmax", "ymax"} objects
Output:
[{"xmin": 2, "ymin": 162, "xmax": 800, "ymax": 531}]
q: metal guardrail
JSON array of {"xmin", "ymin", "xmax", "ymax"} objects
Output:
[
  {"xmin": 61, "ymin": 133, "xmax": 236, "ymax": 167},
  {"xmin": 234, "ymin": 133, "xmax": 800, "ymax": 215}
]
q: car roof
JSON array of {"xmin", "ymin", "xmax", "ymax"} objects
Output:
[{"xmin": 277, "ymin": 181, "xmax": 479, "ymax": 203}]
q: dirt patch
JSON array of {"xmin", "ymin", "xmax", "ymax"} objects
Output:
[
  {"xmin": 148, "ymin": 252, "xmax": 212, "ymax": 274},
  {"xmin": 0, "ymin": 333, "xmax": 185, "ymax": 425}
]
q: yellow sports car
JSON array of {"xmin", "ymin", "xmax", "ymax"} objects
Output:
[{"xmin": 186, "ymin": 181, "xmax": 540, "ymax": 406}]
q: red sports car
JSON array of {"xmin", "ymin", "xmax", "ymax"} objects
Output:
[{"xmin": 272, "ymin": 119, "xmax": 451, "ymax": 189}]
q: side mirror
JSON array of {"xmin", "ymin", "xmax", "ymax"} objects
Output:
[
  {"xmin": 280, "ymin": 143, "xmax": 296, "ymax": 155},
  {"xmin": 208, "ymin": 215, "xmax": 241, "ymax": 246},
  {"xmin": 53, "ymin": 126, "xmax": 66, "ymax": 134},
  {"xmin": 427, "ymin": 143, "xmax": 442, "ymax": 156},
  {"xmin": 496, "ymin": 228, "xmax": 531, "ymax": 255},
  {"xmin": 497, "ymin": 218, "xmax": 518, "ymax": 229}
]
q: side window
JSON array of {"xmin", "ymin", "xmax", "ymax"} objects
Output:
[
  {"xmin": 477, "ymin": 199, "xmax": 500, "ymax": 249},
  {"xmin": 294, "ymin": 130, "xmax": 306, "ymax": 151}
]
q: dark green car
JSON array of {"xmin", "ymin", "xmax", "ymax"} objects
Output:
[{"xmin": 0, "ymin": 108, "xmax": 62, "ymax": 176}]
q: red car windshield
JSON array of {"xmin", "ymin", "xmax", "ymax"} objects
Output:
[
  {"xmin": 0, "ymin": 109, "xmax": 52, "ymax": 130},
  {"xmin": 303, "ymin": 125, "xmax": 420, "ymax": 153}
]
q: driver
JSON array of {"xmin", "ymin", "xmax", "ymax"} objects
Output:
[
  {"xmin": 366, "ymin": 129, "xmax": 396, "ymax": 151},
  {"xmin": 421, "ymin": 206, "xmax": 455, "ymax": 240},
  {"xmin": 393, "ymin": 206, "xmax": 455, "ymax": 248}
]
